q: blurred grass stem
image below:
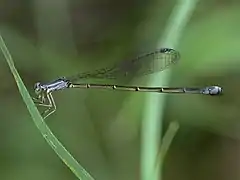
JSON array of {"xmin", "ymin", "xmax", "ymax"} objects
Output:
[{"xmin": 140, "ymin": 0, "xmax": 199, "ymax": 180}]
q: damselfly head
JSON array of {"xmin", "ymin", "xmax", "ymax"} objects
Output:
[{"xmin": 34, "ymin": 82, "xmax": 44, "ymax": 95}]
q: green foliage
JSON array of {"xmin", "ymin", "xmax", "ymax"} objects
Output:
[{"xmin": 0, "ymin": 34, "xmax": 95, "ymax": 180}]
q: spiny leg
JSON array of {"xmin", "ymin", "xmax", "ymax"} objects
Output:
[
  {"xmin": 33, "ymin": 93, "xmax": 56, "ymax": 119},
  {"xmin": 32, "ymin": 97, "xmax": 43, "ymax": 104},
  {"xmin": 32, "ymin": 96, "xmax": 52, "ymax": 108},
  {"xmin": 42, "ymin": 93, "xmax": 56, "ymax": 119}
]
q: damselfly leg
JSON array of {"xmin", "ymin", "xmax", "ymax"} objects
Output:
[{"xmin": 33, "ymin": 93, "xmax": 56, "ymax": 119}]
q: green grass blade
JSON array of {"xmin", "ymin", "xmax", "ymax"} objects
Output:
[
  {"xmin": 140, "ymin": 0, "xmax": 199, "ymax": 180},
  {"xmin": 155, "ymin": 121, "xmax": 179, "ymax": 172},
  {"xmin": 0, "ymin": 34, "xmax": 95, "ymax": 180}
]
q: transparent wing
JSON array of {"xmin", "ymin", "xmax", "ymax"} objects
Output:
[{"xmin": 68, "ymin": 48, "xmax": 180, "ymax": 82}]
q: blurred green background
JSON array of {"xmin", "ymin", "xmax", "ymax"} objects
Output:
[{"xmin": 1, "ymin": 0, "xmax": 240, "ymax": 180}]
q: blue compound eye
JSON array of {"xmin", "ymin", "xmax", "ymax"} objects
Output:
[{"xmin": 34, "ymin": 82, "xmax": 42, "ymax": 95}]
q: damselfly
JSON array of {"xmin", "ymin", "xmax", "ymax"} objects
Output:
[{"xmin": 33, "ymin": 48, "xmax": 222, "ymax": 119}]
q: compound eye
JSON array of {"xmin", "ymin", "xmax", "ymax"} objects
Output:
[{"xmin": 34, "ymin": 82, "xmax": 42, "ymax": 94}]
